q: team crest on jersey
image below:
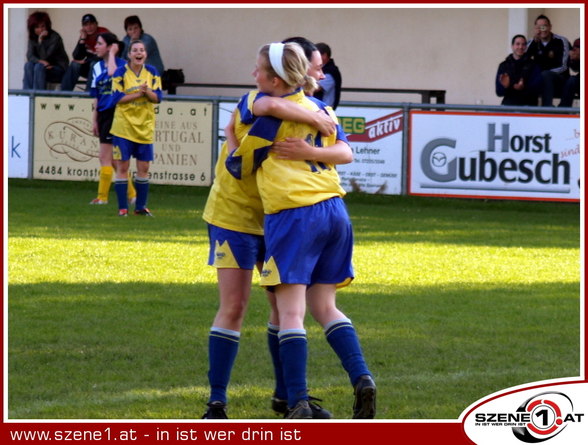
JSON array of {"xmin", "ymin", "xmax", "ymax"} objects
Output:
[
  {"xmin": 213, "ymin": 241, "xmax": 239, "ymax": 268},
  {"xmin": 261, "ymin": 256, "xmax": 280, "ymax": 286},
  {"xmin": 112, "ymin": 144, "xmax": 122, "ymax": 161}
]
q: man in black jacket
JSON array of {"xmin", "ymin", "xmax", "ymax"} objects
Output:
[
  {"xmin": 60, "ymin": 14, "xmax": 109, "ymax": 91},
  {"xmin": 526, "ymin": 14, "xmax": 571, "ymax": 106},
  {"xmin": 496, "ymin": 34, "xmax": 542, "ymax": 106},
  {"xmin": 313, "ymin": 42, "xmax": 342, "ymax": 110}
]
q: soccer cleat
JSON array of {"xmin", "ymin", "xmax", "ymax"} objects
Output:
[
  {"xmin": 273, "ymin": 395, "xmax": 332, "ymax": 419},
  {"xmin": 118, "ymin": 209, "xmax": 128, "ymax": 217},
  {"xmin": 134, "ymin": 208, "xmax": 154, "ymax": 217},
  {"xmin": 271, "ymin": 395, "xmax": 288, "ymax": 415},
  {"xmin": 284, "ymin": 400, "xmax": 313, "ymax": 419},
  {"xmin": 352, "ymin": 375, "xmax": 376, "ymax": 419},
  {"xmin": 202, "ymin": 401, "xmax": 228, "ymax": 419},
  {"xmin": 90, "ymin": 198, "xmax": 108, "ymax": 205}
]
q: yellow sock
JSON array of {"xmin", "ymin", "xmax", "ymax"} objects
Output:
[
  {"xmin": 127, "ymin": 171, "xmax": 137, "ymax": 200},
  {"xmin": 97, "ymin": 166, "xmax": 114, "ymax": 201}
]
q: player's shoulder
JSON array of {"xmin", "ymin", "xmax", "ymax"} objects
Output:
[{"xmin": 144, "ymin": 64, "xmax": 161, "ymax": 77}]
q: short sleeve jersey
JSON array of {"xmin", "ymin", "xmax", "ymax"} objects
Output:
[
  {"xmin": 203, "ymin": 91, "xmax": 267, "ymax": 235},
  {"xmin": 110, "ymin": 64, "xmax": 162, "ymax": 144},
  {"xmin": 90, "ymin": 57, "xmax": 127, "ymax": 111},
  {"xmin": 226, "ymin": 89, "xmax": 348, "ymax": 215}
]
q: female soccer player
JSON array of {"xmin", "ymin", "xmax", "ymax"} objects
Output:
[
  {"xmin": 89, "ymin": 32, "xmax": 136, "ymax": 206},
  {"xmin": 227, "ymin": 42, "xmax": 375, "ymax": 419},
  {"xmin": 201, "ymin": 54, "xmax": 348, "ymax": 420},
  {"xmin": 110, "ymin": 40, "xmax": 162, "ymax": 217}
]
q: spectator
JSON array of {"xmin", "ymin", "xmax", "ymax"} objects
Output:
[
  {"xmin": 23, "ymin": 11, "xmax": 69, "ymax": 90},
  {"xmin": 559, "ymin": 38, "xmax": 580, "ymax": 107},
  {"xmin": 313, "ymin": 42, "xmax": 342, "ymax": 109},
  {"xmin": 526, "ymin": 14, "xmax": 571, "ymax": 106},
  {"xmin": 121, "ymin": 16, "xmax": 164, "ymax": 77},
  {"xmin": 60, "ymin": 13, "xmax": 109, "ymax": 91},
  {"xmin": 495, "ymin": 34, "xmax": 542, "ymax": 106}
]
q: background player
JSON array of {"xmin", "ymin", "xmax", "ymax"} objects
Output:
[
  {"xmin": 89, "ymin": 32, "xmax": 136, "ymax": 206},
  {"xmin": 110, "ymin": 40, "xmax": 162, "ymax": 217}
]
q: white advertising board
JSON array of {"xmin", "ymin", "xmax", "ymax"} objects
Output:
[
  {"xmin": 409, "ymin": 111, "xmax": 581, "ymax": 202},
  {"xmin": 337, "ymin": 106, "xmax": 403, "ymax": 195},
  {"xmin": 218, "ymin": 103, "xmax": 404, "ymax": 195},
  {"xmin": 7, "ymin": 95, "xmax": 30, "ymax": 178}
]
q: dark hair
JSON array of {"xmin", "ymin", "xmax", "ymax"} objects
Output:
[
  {"xmin": 511, "ymin": 34, "xmax": 527, "ymax": 45},
  {"xmin": 315, "ymin": 42, "xmax": 331, "ymax": 58},
  {"xmin": 97, "ymin": 32, "xmax": 123, "ymax": 57},
  {"xmin": 282, "ymin": 36, "xmax": 318, "ymax": 63},
  {"xmin": 27, "ymin": 11, "xmax": 52, "ymax": 41},
  {"xmin": 124, "ymin": 15, "xmax": 143, "ymax": 32},
  {"xmin": 535, "ymin": 14, "xmax": 551, "ymax": 25}
]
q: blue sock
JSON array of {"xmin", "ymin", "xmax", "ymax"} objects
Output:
[
  {"xmin": 114, "ymin": 179, "xmax": 128, "ymax": 210},
  {"xmin": 267, "ymin": 323, "xmax": 287, "ymax": 400},
  {"xmin": 278, "ymin": 329, "xmax": 308, "ymax": 408},
  {"xmin": 207, "ymin": 327, "xmax": 240, "ymax": 404},
  {"xmin": 325, "ymin": 318, "xmax": 371, "ymax": 386},
  {"xmin": 134, "ymin": 177, "xmax": 149, "ymax": 210}
]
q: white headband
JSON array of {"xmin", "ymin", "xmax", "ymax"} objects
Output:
[{"xmin": 269, "ymin": 43, "xmax": 287, "ymax": 83}]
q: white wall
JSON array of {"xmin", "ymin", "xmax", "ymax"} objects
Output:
[{"xmin": 6, "ymin": 5, "xmax": 582, "ymax": 105}]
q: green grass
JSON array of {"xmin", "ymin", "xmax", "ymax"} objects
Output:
[{"xmin": 7, "ymin": 179, "xmax": 581, "ymax": 420}]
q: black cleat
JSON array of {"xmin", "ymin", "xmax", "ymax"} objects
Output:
[
  {"xmin": 273, "ymin": 395, "xmax": 333, "ymax": 419},
  {"xmin": 284, "ymin": 400, "xmax": 313, "ymax": 419},
  {"xmin": 134, "ymin": 208, "xmax": 154, "ymax": 217},
  {"xmin": 202, "ymin": 401, "xmax": 228, "ymax": 419},
  {"xmin": 353, "ymin": 375, "xmax": 376, "ymax": 419}
]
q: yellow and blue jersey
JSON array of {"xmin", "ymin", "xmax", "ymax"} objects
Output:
[
  {"xmin": 226, "ymin": 89, "xmax": 347, "ymax": 215},
  {"xmin": 90, "ymin": 57, "xmax": 127, "ymax": 112},
  {"xmin": 203, "ymin": 90, "xmax": 268, "ymax": 235},
  {"xmin": 110, "ymin": 63, "xmax": 162, "ymax": 144}
]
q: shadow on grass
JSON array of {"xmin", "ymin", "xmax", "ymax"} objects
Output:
[{"xmin": 7, "ymin": 279, "xmax": 580, "ymax": 419}]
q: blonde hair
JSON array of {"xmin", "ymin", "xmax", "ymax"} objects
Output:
[{"xmin": 259, "ymin": 42, "xmax": 317, "ymax": 93}]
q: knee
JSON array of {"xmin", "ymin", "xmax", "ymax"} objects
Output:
[{"xmin": 220, "ymin": 299, "xmax": 248, "ymax": 323}]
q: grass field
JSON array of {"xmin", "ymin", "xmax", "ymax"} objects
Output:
[{"xmin": 6, "ymin": 179, "xmax": 581, "ymax": 420}]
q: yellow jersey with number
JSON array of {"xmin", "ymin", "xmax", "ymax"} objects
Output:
[{"xmin": 226, "ymin": 89, "xmax": 347, "ymax": 215}]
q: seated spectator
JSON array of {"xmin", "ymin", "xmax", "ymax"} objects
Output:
[
  {"xmin": 313, "ymin": 42, "xmax": 342, "ymax": 109},
  {"xmin": 60, "ymin": 13, "xmax": 109, "ymax": 91},
  {"xmin": 526, "ymin": 14, "xmax": 570, "ymax": 106},
  {"xmin": 120, "ymin": 15, "xmax": 164, "ymax": 76},
  {"xmin": 23, "ymin": 11, "xmax": 69, "ymax": 90},
  {"xmin": 559, "ymin": 38, "xmax": 580, "ymax": 107},
  {"xmin": 495, "ymin": 34, "xmax": 542, "ymax": 106}
]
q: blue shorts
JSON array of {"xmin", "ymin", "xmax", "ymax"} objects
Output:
[
  {"xmin": 112, "ymin": 136, "xmax": 154, "ymax": 162},
  {"xmin": 207, "ymin": 224, "xmax": 265, "ymax": 270},
  {"xmin": 261, "ymin": 197, "xmax": 354, "ymax": 288}
]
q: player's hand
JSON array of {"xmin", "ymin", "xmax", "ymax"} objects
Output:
[
  {"xmin": 110, "ymin": 43, "xmax": 119, "ymax": 55},
  {"xmin": 313, "ymin": 110, "xmax": 336, "ymax": 136},
  {"xmin": 272, "ymin": 138, "xmax": 317, "ymax": 161}
]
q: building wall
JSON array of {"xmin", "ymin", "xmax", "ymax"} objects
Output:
[{"xmin": 7, "ymin": 5, "xmax": 582, "ymax": 105}]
